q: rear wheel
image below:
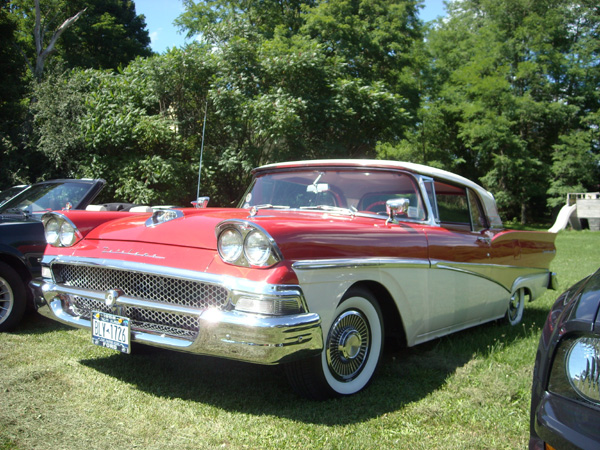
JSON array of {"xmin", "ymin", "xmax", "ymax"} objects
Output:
[
  {"xmin": 285, "ymin": 287, "xmax": 384, "ymax": 400},
  {"xmin": 0, "ymin": 261, "xmax": 26, "ymax": 332},
  {"xmin": 506, "ymin": 288, "xmax": 525, "ymax": 326}
]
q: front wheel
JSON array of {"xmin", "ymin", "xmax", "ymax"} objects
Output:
[
  {"xmin": 0, "ymin": 261, "xmax": 27, "ymax": 332},
  {"xmin": 285, "ymin": 287, "xmax": 384, "ymax": 400},
  {"xmin": 505, "ymin": 288, "xmax": 525, "ymax": 326}
]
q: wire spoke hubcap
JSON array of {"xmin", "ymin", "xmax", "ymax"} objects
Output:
[{"xmin": 327, "ymin": 310, "xmax": 370, "ymax": 381}]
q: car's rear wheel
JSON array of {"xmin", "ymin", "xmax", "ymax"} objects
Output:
[
  {"xmin": 506, "ymin": 288, "xmax": 525, "ymax": 326},
  {"xmin": 285, "ymin": 287, "xmax": 384, "ymax": 400},
  {"xmin": 0, "ymin": 261, "xmax": 26, "ymax": 332}
]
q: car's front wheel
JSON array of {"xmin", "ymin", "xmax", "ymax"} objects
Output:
[
  {"xmin": 285, "ymin": 287, "xmax": 384, "ymax": 400},
  {"xmin": 0, "ymin": 261, "xmax": 26, "ymax": 332}
]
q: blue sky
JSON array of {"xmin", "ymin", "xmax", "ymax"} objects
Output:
[{"xmin": 136, "ymin": 0, "xmax": 448, "ymax": 54}]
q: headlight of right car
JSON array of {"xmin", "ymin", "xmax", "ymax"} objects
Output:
[
  {"xmin": 216, "ymin": 220, "xmax": 282, "ymax": 268},
  {"xmin": 549, "ymin": 335, "xmax": 600, "ymax": 404},
  {"xmin": 42, "ymin": 213, "xmax": 82, "ymax": 247}
]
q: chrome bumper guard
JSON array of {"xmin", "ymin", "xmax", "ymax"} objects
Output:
[{"xmin": 30, "ymin": 279, "xmax": 323, "ymax": 365}]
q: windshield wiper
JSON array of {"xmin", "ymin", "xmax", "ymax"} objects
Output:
[
  {"xmin": 0, "ymin": 207, "xmax": 29, "ymax": 218},
  {"xmin": 299, "ymin": 205, "xmax": 356, "ymax": 215},
  {"xmin": 248, "ymin": 204, "xmax": 290, "ymax": 216},
  {"xmin": 251, "ymin": 204, "xmax": 290, "ymax": 210}
]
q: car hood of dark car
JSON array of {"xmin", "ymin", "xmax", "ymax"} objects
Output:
[{"xmin": 554, "ymin": 270, "xmax": 600, "ymax": 332}]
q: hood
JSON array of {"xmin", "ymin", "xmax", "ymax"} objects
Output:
[
  {"xmin": 84, "ymin": 208, "xmax": 250, "ymax": 250},
  {"xmin": 551, "ymin": 270, "xmax": 600, "ymax": 334},
  {"xmin": 82, "ymin": 207, "xmax": 429, "ymax": 260}
]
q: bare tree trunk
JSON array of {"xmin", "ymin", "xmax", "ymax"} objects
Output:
[{"xmin": 33, "ymin": 0, "xmax": 86, "ymax": 81}]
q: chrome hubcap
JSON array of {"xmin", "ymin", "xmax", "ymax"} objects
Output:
[
  {"xmin": 0, "ymin": 276, "xmax": 14, "ymax": 324},
  {"xmin": 327, "ymin": 310, "xmax": 370, "ymax": 381},
  {"xmin": 508, "ymin": 290, "xmax": 523, "ymax": 322}
]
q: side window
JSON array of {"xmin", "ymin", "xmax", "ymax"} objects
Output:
[
  {"xmin": 467, "ymin": 188, "xmax": 488, "ymax": 232},
  {"xmin": 434, "ymin": 181, "xmax": 471, "ymax": 230}
]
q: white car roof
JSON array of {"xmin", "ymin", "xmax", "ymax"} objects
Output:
[{"xmin": 254, "ymin": 159, "xmax": 503, "ymax": 228}]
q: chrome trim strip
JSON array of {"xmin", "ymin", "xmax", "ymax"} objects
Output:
[
  {"xmin": 292, "ymin": 257, "xmax": 430, "ymax": 270},
  {"xmin": 432, "ymin": 260, "xmax": 550, "ymax": 293}
]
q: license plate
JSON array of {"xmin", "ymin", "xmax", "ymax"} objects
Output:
[{"xmin": 92, "ymin": 311, "xmax": 131, "ymax": 354}]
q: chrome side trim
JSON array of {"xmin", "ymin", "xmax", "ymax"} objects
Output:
[
  {"xmin": 432, "ymin": 260, "xmax": 551, "ymax": 294},
  {"xmin": 292, "ymin": 257, "xmax": 430, "ymax": 270}
]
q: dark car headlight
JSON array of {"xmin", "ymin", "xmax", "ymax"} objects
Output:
[
  {"xmin": 42, "ymin": 213, "xmax": 82, "ymax": 247},
  {"xmin": 549, "ymin": 336, "xmax": 600, "ymax": 404},
  {"xmin": 216, "ymin": 220, "xmax": 282, "ymax": 268}
]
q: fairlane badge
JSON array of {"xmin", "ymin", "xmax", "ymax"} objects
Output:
[{"xmin": 102, "ymin": 247, "xmax": 165, "ymax": 259}]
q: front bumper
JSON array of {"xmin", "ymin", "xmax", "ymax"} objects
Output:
[
  {"xmin": 31, "ymin": 278, "xmax": 323, "ymax": 365},
  {"xmin": 531, "ymin": 391, "xmax": 600, "ymax": 450}
]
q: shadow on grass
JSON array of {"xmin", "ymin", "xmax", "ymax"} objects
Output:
[
  {"xmin": 10, "ymin": 311, "xmax": 69, "ymax": 335},
  {"xmin": 77, "ymin": 305, "xmax": 550, "ymax": 426}
]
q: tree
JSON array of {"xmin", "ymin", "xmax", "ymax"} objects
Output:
[
  {"xmin": 9, "ymin": 0, "xmax": 152, "ymax": 76},
  {"xmin": 0, "ymin": 1, "xmax": 28, "ymax": 186},
  {"xmin": 392, "ymin": 0, "xmax": 600, "ymax": 222},
  {"xmin": 59, "ymin": 0, "xmax": 152, "ymax": 69}
]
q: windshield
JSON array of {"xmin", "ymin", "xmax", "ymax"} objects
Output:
[
  {"xmin": 0, "ymin": 185, "xmax": 28, "ymax": 206},
  {"xmin": 241, "ymin": 169, "xmax": 427, "ymax": 220},
  {"xmin": 0, "ymin": 181, "xmax": 96, "ymax": 214}
]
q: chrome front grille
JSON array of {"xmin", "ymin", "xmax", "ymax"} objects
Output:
[{"xmin": 53, "ymin": 263, "xmax": 230, "ymax": 340}]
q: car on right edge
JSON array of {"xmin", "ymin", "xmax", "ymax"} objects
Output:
[{"xmin": 530, "ymin": 268, "xmax": 600, "ymax": 450}]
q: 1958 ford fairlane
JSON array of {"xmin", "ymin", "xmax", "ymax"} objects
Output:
[{"xmin": 31, "ymin": 160, "xmax": 557, "ymax": 399}]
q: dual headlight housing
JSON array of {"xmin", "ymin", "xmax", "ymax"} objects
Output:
[
  {"xmin": 216, "ymin": 220, "xmax": 282, "ymax": 268},
  {"xmin": 549, "ymin": 335, "xmax": 600, "ymax": 405},
  {"xmin": 42, "ymin": 213, "xmax": 82, "ymax": 247}
]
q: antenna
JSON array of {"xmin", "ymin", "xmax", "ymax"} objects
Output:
[{"xmin": 196, "ymin": 99, "xmax": 209, "ymax": 201}]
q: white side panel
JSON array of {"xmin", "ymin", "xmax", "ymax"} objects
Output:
[{"xmin": 293, "ymin": 261, "xmax": 516, "ymax": 347}]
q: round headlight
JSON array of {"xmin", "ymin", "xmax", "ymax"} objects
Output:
[
  {"xmin": 244, "ymin": 230, "xmax": 271, "ymax": 266},
  {"xmin": 218, "ymin": 228, "xmax": 243, "ymax": 262},
  {"xmin": 59, "ymin": 220, "xmax": 77, "ymax": 247},
  {"xmin": 45, "ymin": 217, "xmax": 60, "ymax": 246},
  {"xmin": 566, "ymin": 337, "xmax": 600, "ymax": 403}
]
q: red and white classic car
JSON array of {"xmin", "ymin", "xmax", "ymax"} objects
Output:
[{"xmin": 31, "ymin": 160, "xmax": 557, "ymax": 399}]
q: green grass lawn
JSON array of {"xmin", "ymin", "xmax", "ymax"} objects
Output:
[{"xmin": 1, "ymin": 231, "xmax": 599, "ymax": 450}]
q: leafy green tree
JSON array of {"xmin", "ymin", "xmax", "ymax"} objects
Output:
[
  {"xmin": 32, "ymin": 64, "xmax": 192, "ymax": 205},
  {"xmin": 390, "ymin": 0, "xmax": 600, "ymax": 222},
  {"xmin": 0, "ymin": 0, "xmax": 29, "ymax": 187},
  {"xmin": 176, "ymin": 0, "xmax": 314, "ymax": 42},
  {"xmin": 9, "ymin": 0, "xmax": 151, "ymax": 76}
]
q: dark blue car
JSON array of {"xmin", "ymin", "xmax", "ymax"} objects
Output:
[
  {"xmin": 530, "ymin": 268, "xmax": 600, "ymax": 450},
  {"xmin": 0, "ymin": 179, "xmax": 105, "ymax": 331}
]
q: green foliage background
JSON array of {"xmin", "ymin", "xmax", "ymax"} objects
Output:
[{"xmin": 0, "ymin": 0, "xmax": 598, "ymax": 220}]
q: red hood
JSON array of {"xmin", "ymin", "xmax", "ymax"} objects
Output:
[
  {"xmin": 83, "ymin": 207, "xmax": 429, "ymax": 260},
  {"xmin": 85, "ymin": 208, "xmax": 249, "ymax": 250}
]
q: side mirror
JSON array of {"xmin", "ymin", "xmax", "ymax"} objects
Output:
[{"xmin": 386, "ymin": 198, "xmax": 410, "ymax": 224}]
